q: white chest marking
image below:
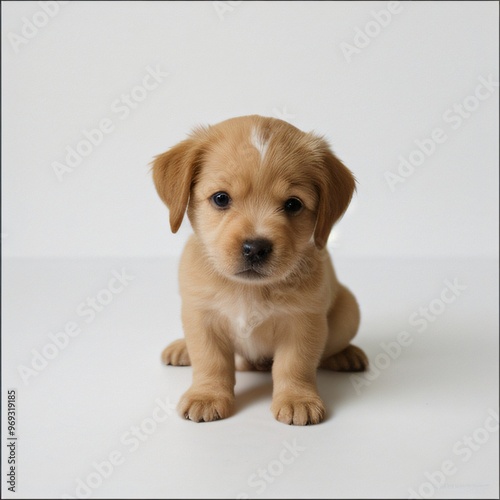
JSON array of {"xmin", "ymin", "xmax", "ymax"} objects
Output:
[
  {"xmin": 235, "ymin": 314, "xmax": 253, "ymax": 339},
  {"xmin": 221, "ymin": 294, "xmax": 275, "ymax": 361},
  {"xmin": 233, "ymin": 311, "xmax": 267, "ymax": 362},
  {"xmin": 234, "ymin": 309, "xmax": 268, "ymax": 340}
]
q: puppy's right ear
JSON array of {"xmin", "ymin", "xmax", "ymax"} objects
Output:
[{"xmin": 152, "ymin": 138, "xmax": 202, "ymax": 233}]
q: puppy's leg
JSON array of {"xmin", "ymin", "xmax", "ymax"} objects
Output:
[
  {"xmin": 271, "ymin": 314, "xmax": 327, "ymax": 425},
  {"xmin": 161, "ymin": 339, "xmax": 191, "ymax": 366},
  {"xmin": 178, "ymin": 311, "xmax": 235, "ymax": 422},
  {"xmin": 320, "ymin": 285, "xmax": 368, "ymax": 372}
]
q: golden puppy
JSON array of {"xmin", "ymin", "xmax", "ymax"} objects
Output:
[{"xmin": 153, "ymin": 115, "xmax": 367, "ymax": 425}]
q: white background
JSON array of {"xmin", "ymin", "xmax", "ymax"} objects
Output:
[
  {"xmin": 2, "ymin": 1, "xmax": 499, "ymax": 499},
  {"xmin": 2, "ymin": 0, "xmax": 498, "ymax": 259}
]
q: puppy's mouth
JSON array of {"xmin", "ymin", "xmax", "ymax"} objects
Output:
[{"xmin": 235, "ymin": 267, "xmax": 268, "ymax": 280}]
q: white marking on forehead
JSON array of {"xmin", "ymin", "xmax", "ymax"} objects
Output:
[{"xmin": 250, "ymin": 126, "xmax": 270, "ymax": 162}]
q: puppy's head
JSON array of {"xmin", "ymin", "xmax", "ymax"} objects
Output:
[{"xmin": 153, "ymin": 115, "xmax": 355, "ymax": 284}]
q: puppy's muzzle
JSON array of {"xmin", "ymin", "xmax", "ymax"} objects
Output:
[{"xmin": 242, "ymin": 238, "xmax": 273, "ymax": 266}]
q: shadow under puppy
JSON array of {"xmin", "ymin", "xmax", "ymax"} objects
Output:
[{"xmin": 152, "ymin": 115, "xmax": 368, "ymax": 425}]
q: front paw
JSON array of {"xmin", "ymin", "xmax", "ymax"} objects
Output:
[
  {"xmin": 161, "ymin": 339, "xmax": 190, "ymax": 366},
  {"xmin": 272, "ymin": 393, "xmax": 325, "ymax": 426},
  {"xmin": 178, "ymin": 388, "xmax": 234, "ymax": 422}
]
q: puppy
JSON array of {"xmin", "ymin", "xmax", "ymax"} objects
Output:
[{"xmin": 152, "ymin": 115, "xmax": 367, "ymax": 425}]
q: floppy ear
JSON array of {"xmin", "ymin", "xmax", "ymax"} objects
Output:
[
  {"xmin": 314, "ymin": 148, "xmax": 356, "ymax": 249},
  {"xmin": 152, "ymin": 138, "xmax": 202, "ymax": 233}
]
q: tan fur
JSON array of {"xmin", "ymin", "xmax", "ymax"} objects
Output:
[{"xmin": 153, "ymin": 115, "xmax": 368, "ymax": 425}]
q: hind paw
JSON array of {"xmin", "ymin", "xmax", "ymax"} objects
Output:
[
  {"xmin": 321, "ymin": 344, "xmax": 368, "ymax": 372},
  {"xmin": 161, "ymin": 339, "xmax": 191, "ymax": 366}
]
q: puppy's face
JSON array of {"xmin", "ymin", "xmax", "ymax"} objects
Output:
[
  {"xmin": 191, "ymin": 136, "xmax": 318, "ymax": 283},
  {"xmin": 153, "ymin": 116, "xmax": 355, "ymax": 284}
]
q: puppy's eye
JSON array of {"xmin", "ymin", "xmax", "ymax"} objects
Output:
[
  {"xmin": 211, "ymin": 192, "xmax": 231, "ymax": 209},
  {"xmin": 284, "ymin": 197, "xmax": 303, "ymax": 214}
]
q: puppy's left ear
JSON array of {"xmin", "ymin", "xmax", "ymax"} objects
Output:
[
  {"xmin": 314, "ymin": 147, "xmax": 356, "ymax": 249},
  {"xmin": 152, "ymin": 136, "xmax": 204, "ymax": 233}
]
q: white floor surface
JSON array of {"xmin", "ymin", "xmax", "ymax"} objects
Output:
[{"xmin": 1, "ymin": 256, "xmax": 499, "ymax": 499}]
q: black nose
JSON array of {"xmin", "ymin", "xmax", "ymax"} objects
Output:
[{"xmin": 242, "ymin": 238, "xmax": 273, "ymax": 265}]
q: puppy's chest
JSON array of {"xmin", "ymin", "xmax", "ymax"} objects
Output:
[{"xmin": 218, "ymin": 293, "xmax": 278, "ymax": 353}]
